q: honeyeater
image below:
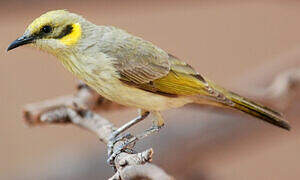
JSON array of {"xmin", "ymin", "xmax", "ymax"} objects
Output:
[{"xmin": 7, "ymin": 10, "xmax": 290, "ymax": 157}]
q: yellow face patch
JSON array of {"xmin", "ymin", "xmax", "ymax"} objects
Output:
[{"xmin": 60, "ymin": 23, "xmax": 82, "ymax": 46}]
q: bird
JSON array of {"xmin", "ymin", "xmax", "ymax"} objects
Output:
[{"xmin": 7, "ymin": 10, "xmax": 290, "ymax": 163}]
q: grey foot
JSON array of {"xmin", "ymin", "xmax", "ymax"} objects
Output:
[{"xmin": 107, "ymin": 132, "xmax": 138, "ymax": 168}]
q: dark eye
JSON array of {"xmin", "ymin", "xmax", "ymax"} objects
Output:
[{"xmin": 42, "ymin": 25, "xmax": 52, "ymax": 33}]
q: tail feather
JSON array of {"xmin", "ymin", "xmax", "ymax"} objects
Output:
[
  {"xmin": 229, "ymin": 91, "xmax": 290, "ymax": 131},
  {"xmin": 203, "ymin": 80, "xmax": 290, "ymax": 131}
]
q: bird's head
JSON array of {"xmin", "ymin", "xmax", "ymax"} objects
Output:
[{"xmin": 7, "ymin": 10, "xmax": 87, "ymax": 53}]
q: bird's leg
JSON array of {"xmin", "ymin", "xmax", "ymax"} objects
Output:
[
  {"xmin": 107, "ymin": 111, "xmax": 165, "ymax": 168},
  {"xmin": 111, "ymin": 109, "xmax": 150, "ymax": 139},
  {"xmin": 136, "ymin": 111, "xmax": 165, "ymax": 140},
  {"xmin": 107, "ymin": 109, "xmax": 149, "ymax": 166}
]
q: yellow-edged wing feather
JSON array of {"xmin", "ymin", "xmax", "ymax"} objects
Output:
[
  {"xmin": 154, "ymin": 57, "xmax": 290, "ymax": 130},
  {"xmin": 115, "ymin": 50, "xmax": 290, "ymax": 130},
  {"xmin": 150, "ymin": 54, "xmax": 209, "ymax": 95}
]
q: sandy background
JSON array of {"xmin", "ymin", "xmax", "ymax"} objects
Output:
[{"xmin": 1, "ymin": 0, "xmax": 300, "ymax": 179}]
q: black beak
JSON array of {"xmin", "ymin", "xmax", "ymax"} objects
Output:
[{"xmin": 7, "ymin": 35, "xmax": 34, "ymax": 51}]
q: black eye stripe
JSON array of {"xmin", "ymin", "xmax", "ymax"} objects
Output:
[
  {"xmin": 34, "ymin": 24, "xmax": 73, "ymax": 39},
  {"xmin": 55, "ymin": 25, "xmax": 73, "ymax": 39}
]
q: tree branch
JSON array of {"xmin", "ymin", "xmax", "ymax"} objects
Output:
[{"xmin": 23, "ymin": 84, "xmax": 173, "ymax": 180}]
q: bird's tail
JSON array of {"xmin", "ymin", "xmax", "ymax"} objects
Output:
[
  {"xmin": 227, "ymin": 91, "xmax": 290, "ymax": 130},
  {"xmin": 198, "ymin": 80, "xmax": 291, "ymax": 131}
]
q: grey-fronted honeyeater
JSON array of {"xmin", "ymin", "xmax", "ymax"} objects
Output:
[{"xmin": 7, "ymin": 10, "xmax": 290, "ymax": 163}]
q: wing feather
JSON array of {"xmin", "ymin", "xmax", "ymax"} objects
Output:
[
  {"xmin": 99, "ymin": 27, "xmax": 208, "ymax": 96},
  {"xmin": 99, "ymin": 28, "xmax": 171, "ymax": 84}
]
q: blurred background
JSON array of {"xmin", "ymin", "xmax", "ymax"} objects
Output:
[{"xmin": 1, "ymin": 0, "xmax": 300, "ymax": 179}]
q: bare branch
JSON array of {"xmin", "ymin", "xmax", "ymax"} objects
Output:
[
  {"xmin": 110, "ymin": 164, "xmax": 173, "ymax": 180},
  {"xmin": 23, "ymin": 85, "xmax": 173, "ymax": 180}
]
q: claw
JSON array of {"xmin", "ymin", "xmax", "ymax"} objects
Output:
[{"xmin": 106, "ymin": 132, "xmax": 138, "ymax": 167}]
